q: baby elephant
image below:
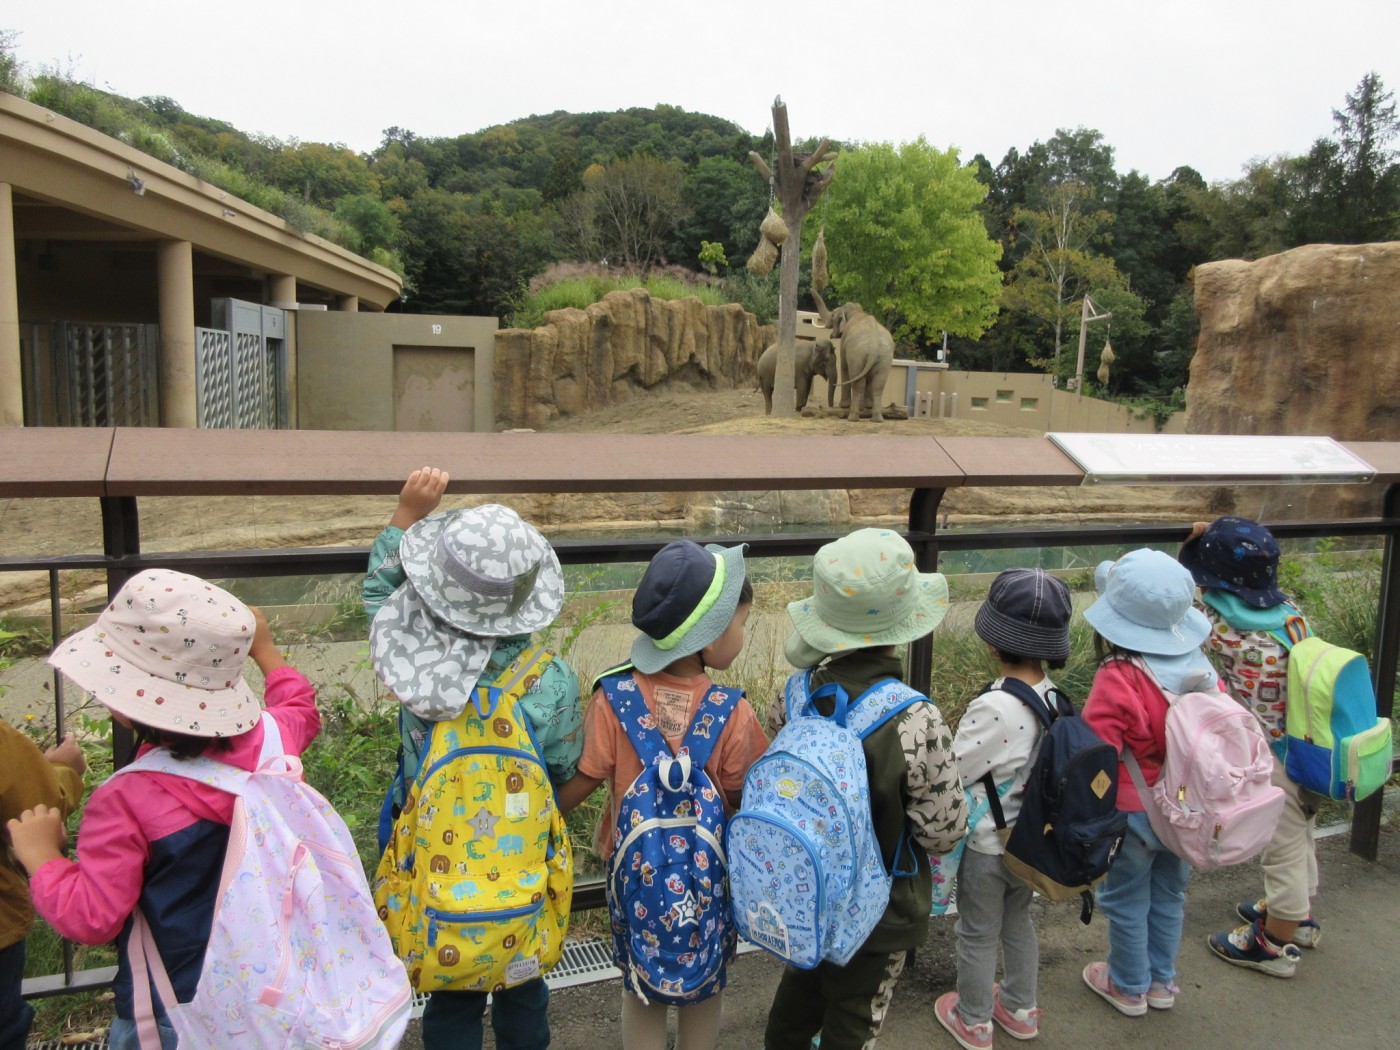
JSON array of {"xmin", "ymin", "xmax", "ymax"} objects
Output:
[{"xmin": 757, "ymin": 339, "xmax": 837, "ymax": 415}]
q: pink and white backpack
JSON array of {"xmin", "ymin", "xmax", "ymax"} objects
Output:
[
  {"xmin": 1122, "ymin": 660, "xmax": 1285, "ymax": 871},
  {"xmin": 117, "ymin": 715, "xmax": 411, "ymax": 1049}
]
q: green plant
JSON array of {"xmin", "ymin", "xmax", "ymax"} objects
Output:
[{"xmin": 699, "ymin": 240, "xmax": 728, "ymax": 275}]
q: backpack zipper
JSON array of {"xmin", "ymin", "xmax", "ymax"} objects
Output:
[
  {"xmin": 425, "ymin": 898, "xmax": 546, "ymax": 946},
  {"xmin": 314, "ymin": 984, "xmax": 412, "ymax": 1049}
]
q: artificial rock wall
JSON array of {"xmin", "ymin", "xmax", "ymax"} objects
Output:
[
  {"xmin": 1189, "ymin": 241, "xmax": 1400, "ymax": 516},
  {"xmin": 493, "ymin": 288, "xmax": 774, "ymax": 430}
]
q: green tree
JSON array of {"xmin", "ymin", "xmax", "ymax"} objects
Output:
[
  {"xmin": 810, "ymin": 138, "xmax": 1003, "ymax": 344},
  {"xmin": 1, "ymin": 28, "xmax": 21, "ymax": 93},
  {"xmin": 1001, "ymin": 181, "xmax": 1143, "ymax": 381},
  {"xmin": 670, "ymin": 155, "xmax": 769, "ymax": 271},
  {"xmin": 333, "ymin": 194, "xmax": 400, "ymax": 254},
  {"xmin": 1329, "ymin": 71, "xmax": 1400, "ymax": 242}
]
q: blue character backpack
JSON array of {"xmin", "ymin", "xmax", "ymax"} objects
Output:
[
  {"xmin": 599, "ymin": 667, "xmax": 743, "ymax": 1005},
  {"xmin": 726, "ymin": 670, "xmax": 923, "ymax": 969}
]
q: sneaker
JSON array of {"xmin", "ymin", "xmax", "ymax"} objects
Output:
[
  {"xmin": 1082, "ymin": 962, "xmax": 1147, "ymax": 1017},
  {"xmin": 1236, "ymin": 898, "xmax": 1322, "ymax": 948},
  {"xmin": 992, "ymin": 983, "xmax": 1041, "ymax": 1040},
  {"xmin": 936, "ymin": 991, "xmax": 993, "ymax": 1050},
  {"xmin": 1146, "ymin": 979, "xmax": 1180, "ymax": 1010},
  {"xmin": 1208, "ymin": 920, "xmax": 1302, "ymax": 977}
]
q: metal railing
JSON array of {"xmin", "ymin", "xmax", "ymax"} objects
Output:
[{"xmin": 4, "ymin": 433, "xmax": 1398, "ymax": 1004}]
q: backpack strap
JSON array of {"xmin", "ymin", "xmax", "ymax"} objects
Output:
[
  {"xmin": 1267, "ymin": 612, "xmax": 1311, "ymax": 650},
  {"xmin": 805, "ymin": 677, "xmax": 927, "ymax": 740},
  {"xmin": 602, "ymin": 673, "xmax": 741, "ymax": 792},
  {"xmin": 974, "ymin": 677, "xmax": 1062, "ymax": 832}
]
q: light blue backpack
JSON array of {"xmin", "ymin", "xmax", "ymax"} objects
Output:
[{"xmin": 727, "ymin": 670, "xmax": 923, "ymax": 968}]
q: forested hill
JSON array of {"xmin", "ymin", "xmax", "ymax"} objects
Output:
[{"xmin": 6, "ymin": 46, "xmax": 1400, "ymax": 404}]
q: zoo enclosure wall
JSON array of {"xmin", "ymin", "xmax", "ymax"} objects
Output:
[{"xmin": 3, "ymin": 426, "xmax": 1399, "ymax": 1000}]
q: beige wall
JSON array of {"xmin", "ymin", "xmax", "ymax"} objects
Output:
[
  {"xmin": 296, "ymin": 312, "xmax": 497, "ymax": 432},
  {"xmin": 870, "ymin": 361, "xmax": 1186, "ymax": 434}
]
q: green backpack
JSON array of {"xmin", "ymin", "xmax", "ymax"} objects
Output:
[{"xmin": 1272, "ymin": 616, "xmax": 1393, "ymax": 801}]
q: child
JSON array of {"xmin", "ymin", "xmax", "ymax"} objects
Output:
[
  {"xmin": 937, "ymin": 568, "xmax": 1073, "ymax": 1049},
  {"xmin": 558, "ymin": 539, "xmax": 768, "ymax": 1050},
  {"xmin": 1180, "ymin": 516, "xmax": 1316, "ymax": 977},
  {"xmin": 364, "ymin": 467, "xmax": 582, "ymax": 1050},
  {"xmin": 764, "ymin": 528, "xmax": 967, "ymax": 1050},
  {"xmin": 5, "ymin": 570, "xmax": 319, "ymax": 1050},
  {"xmin": 1079, "ymin": 548, "xmax": 1216, "ymax": 1016},
  {"xmin": 2, "ymin": 721, "xmax": 86, "ymax": 1050}
]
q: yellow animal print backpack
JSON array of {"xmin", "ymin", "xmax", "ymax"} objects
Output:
[{"xmin": 374, "ymin": 646, "xmax": 573, "ymax": 994}]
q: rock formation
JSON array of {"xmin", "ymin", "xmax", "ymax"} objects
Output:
[
  {"xmin": 494, "ymin": 288, "xmax": 774, "ymax": 429},
  {"xmin": 1190, "ymin": 242, "xmax": 1400, "ymax": 517}
]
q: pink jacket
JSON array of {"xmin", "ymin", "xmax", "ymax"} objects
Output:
[
  {"xmin": 1081, "ymin": 658, "xmax": 1171, "ymax": 813},
  {"xmin": 29, "ymin": 666, "xmax": 320, "ymax": 944}
]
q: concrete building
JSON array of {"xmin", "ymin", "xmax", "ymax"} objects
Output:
[{"xmin": 0, "ymin": 91, "xmax": 420, "ymax": 429}]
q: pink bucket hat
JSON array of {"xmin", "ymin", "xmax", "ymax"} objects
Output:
[{"xmin": 47, "ymin": 569, "xmax": 262, "ymax": 737}]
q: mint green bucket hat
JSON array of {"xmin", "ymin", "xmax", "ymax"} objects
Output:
[{"xmin": 786, "ymin": 528, "xmax": 950, "ymax": 668}]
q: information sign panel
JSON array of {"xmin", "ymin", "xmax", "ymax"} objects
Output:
[{"xmin": 1046, "ymin": 434, "xmax": 1376, "ymax": 486}]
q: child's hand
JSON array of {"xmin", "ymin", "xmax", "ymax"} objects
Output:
[
  {"xmin": 389, "ymin": 467, "xmax": 450, "ymax": 530},
  {"xmin": 248, "ymin": 605, "xmax": 288, "ymax": 674},
  {"xmin": 1185, "ymin": 521, "xmax": 1211, "ymax": 543},
  {"xmin": 6, "ymin": 804, "xmax": 68, "ymax": 874},
  {"xmin": 45, "ymin": 734, "xmax": 87, "ymax": 776}
]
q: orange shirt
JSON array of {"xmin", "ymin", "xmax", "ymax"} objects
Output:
[{"xmin": 578, "ymin": 668, "xmax": 770, "ymax": 862}]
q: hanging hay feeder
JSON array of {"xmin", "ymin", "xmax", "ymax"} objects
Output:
[
  {"xmin": 760, "ymin": 207, "xmax": 788, "ymax": 246},
  {"xmin": 811, "ymin": 227, "xmax": 829, "ymax": 291},
  {"xmin": 747, "ymin": 236, "xmax": 778, "ymax": 276}
]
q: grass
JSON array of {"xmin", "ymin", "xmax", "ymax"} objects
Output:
[
  {"xmin": 19, "ymin": 545, "xmax": 1398, "ymax": 1039},
  {"xmin": 507, "ymin": 273, "xmax": 729, "ymax": 330}
]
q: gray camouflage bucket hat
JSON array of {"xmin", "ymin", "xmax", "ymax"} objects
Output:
[
  {"xmin": 369, "ymin": 504, "xmax": 564, "ymax": 718},
  {"xmin": 399, "ymin": 503, "xmax": 564, "ymax": 637}
]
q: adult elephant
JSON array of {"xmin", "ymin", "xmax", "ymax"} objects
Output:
[
  {"xmin": 757, "ymin": 339, "xmax": 837, "ymax": 415},
  {"xmin": 816, "ymin": 294, "xmax": 895, "ymax": 422}
]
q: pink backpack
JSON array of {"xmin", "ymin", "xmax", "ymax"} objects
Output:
[
  {"xmin": 1123, "ymin": 660, "xmax": 1284, "ymax": 870},
  {"xmin": 118, "ymin": 715, "xmax": 412, "ymax": 1050}
]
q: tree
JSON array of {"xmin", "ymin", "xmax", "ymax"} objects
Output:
[
  {"xmin": 1, "ymin": 28, "xmax": 22, "ymax": 93},
  {"xmin": 1001, "ymin": 181, "xmax": 1143, "ymax": 380},
  {"xmin": 670, "ymin": 155, "xmax": 769, "ymax": 271},
  {"xmin": 333, "ymin": 194, "xmax": 400, "ymax": 254},
  {"xmin": 569, "ymin": 153, "xmax": 689, "ymax": 270},
  {"xmin": 810, "ymin": 138, "xmax": 1003, "ymax": 345},
  {"xmin": 1330, "ymin": 72, "xmax": 1400, "ymax": 242}
]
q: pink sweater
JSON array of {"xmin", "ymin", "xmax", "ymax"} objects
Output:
[{"xmin": 30, "ymin": 666, "xmax": 320, "ymax": 944}]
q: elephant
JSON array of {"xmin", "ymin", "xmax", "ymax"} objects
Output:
[
  {"xmin": 816, "ymin": 294, "xmax": 895, "ymax": 422},
  {"xmin": 756, "ymin": 339, "xmax": 837, "ymax": 415}
]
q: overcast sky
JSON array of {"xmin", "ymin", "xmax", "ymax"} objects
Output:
[{"xmin": 7, "ymin": 0, "xmax": 1399, "ymax": 184}]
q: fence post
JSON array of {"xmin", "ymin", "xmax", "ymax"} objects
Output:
[
  {"xmin": 907, "ymin": 487, "xmax": 945, "ymax": 696},
  {"xmin": 99, "ymin": 495, "xmax": 142, "ymax": 769},
  {"xmin": 1352, "ymin": 481, "xmax": 1400, "ymax": 860}
]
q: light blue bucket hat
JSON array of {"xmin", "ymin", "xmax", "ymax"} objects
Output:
[{"xmin": 1085, "ymin": 548, "xmax": 1210, "ymax": 657}]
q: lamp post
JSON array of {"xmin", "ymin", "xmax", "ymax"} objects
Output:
[{"xmin": 1069, "ymin": 295, "xmax": 1112, "ymax": 391}]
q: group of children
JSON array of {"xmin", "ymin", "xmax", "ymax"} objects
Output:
[{"xmin": 0, "ymin": 476, "xmax": 1327, "ymax": 1050}]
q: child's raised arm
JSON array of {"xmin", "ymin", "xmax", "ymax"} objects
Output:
[
  {"xmin": 556, "ymin": 771, "xmax": 604, "ymax": 814},
  {"xmin": 249, "ymin": 605, "xmax": 288, "ymax": 676},
  {"xmin": 389, "ymin": 467, "xmax": 450, "ymax": 531}
]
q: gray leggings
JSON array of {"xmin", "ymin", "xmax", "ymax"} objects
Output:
[{"xmin": 953, "ymin": 845, "xmax": 1039, "ymax": 1024}]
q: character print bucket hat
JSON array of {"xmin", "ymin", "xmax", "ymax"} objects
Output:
[
  {"xmin": 1083, "ymin": 548, "xmax": 1210, "ymax": 657},
  {"xmin": 974, "ymin": 567, "xmax": 1073, "ymax": 663},
  {"xmin": 630, "ymin": 540, "xmax": 749, "ymax": 675},
  {"xmin": 371, "ymin": 504, "xmax": 565, "ymax": 716},
  {"xmin": 785, "ymin": 528, "xmax": 949, "ymax": 669},
  {"xmin": 47, "ymin": 569, "xmax": 261, "ymax": 737},
  {"xmin": 1178, "ymin": 516, "xmax": 1288, "ymax": 609}
]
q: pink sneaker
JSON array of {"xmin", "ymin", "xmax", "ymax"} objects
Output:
[
  {"xmin": 1146, "ymin": 979, "xmax": 1180, "ymax": 1010},
  {"xmin": 1082, "ymin": 962, "xmax": 1147, "ymax": 1017},
  {"xmin": 992, "ymin": 983, "xmax": 1041, "ymax": 1040},
  {"xmin": 936, "ymin": 991, "xmax": 993, "ymax": 1050}
]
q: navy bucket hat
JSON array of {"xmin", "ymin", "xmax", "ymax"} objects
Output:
[
  {"xmin": 631, "ymin": 540, "xmax": 748, "ymax": 674},
  {"xmin": 1178, "ymin": 516, "xmax": 1288, "ymax": 609}
]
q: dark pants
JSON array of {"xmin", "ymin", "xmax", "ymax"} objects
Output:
[
  {"xmin": 764, "ymin": 947, "xmax": 909, "ymax": 1050},
  {"xmin": 0, "ymin": 941, "xmax": 33, "ymax": 1050},
  {"xmin": 421, "ymin": 978, "xmax": 551, "ymax": 1050}
]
